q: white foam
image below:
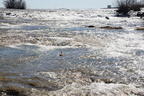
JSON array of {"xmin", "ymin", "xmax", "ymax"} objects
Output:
[
  {"xmin": 1, "ymin": 8, "xmax": 144, "ymax": 96},
  {"xmin": 47, "ymin": 83, "xmax": 144, "ymax": 96},
  {"xmin": 103, "ymin": 32, "xmax": 144, "ymax": 58},
  {"xmin": 36, "ymin": 71, "xmax": 57, "ymax": 79}
]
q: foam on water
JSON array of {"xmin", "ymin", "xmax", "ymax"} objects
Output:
[
  {"xmin": 0, "ymin": 8, "xmax": 144, "ymax": 96},
  {"xmin": 46, "ymin": 83, "xmax": 144, "ymax": 96}
]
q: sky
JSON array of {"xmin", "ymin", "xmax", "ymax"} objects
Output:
[{"xmin": 0, "ymin": 0, "xmax": 114, "ymax": 9}]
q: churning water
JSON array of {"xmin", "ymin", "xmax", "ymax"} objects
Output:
[{"xmin": 0, "ymin": 9, "xmax": 144, "ymax": 96}]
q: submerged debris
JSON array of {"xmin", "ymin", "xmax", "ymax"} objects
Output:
[
  {"xmin": 136, "ymin": 27, "xmax": 144, "ymax": 30},
  {"xmin": 100, "ymin": 26, "xmax": 123, "ymax": 29}
]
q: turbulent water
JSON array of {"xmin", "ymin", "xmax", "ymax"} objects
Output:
[{"xmin": 0, "ymin": 9, "xmax": 144, "ymax": 96}]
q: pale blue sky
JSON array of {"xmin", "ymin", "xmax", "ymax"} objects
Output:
[{"xmin": 0, "ymin": 0, "xmax": 114, "ymax": 9}]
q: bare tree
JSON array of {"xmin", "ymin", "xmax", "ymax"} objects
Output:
[
  {"xmin": 116, "ymin": 0, "xmax": 142, "ymax": 16},
  {"xmin": 4, "ymin": 0, "xmax": 16, "ymax": 9},
  {"xmin": 3, "ymin": 0, "xmax": 26, "ymax": 9},
  {"xmin": 15, "ymin": 0, "xmax": 26, "ymax": 9}
]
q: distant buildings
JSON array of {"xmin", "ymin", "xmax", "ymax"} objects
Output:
[
  {"xmin": 106, "ymin": 5, "xmax": 117, "ymax": 9},
  {"xmin": 107, "ymin": 5, "xmax": 111, "ymax": 8}
]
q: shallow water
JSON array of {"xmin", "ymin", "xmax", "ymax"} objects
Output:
[{"xmin": 0, "ymin": 9, "xmax": 144, "ymax": 96}]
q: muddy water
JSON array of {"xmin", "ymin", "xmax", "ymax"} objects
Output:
[{"xmin": 0, "ymin": 10, "xmax": 144, "ymax": 96}]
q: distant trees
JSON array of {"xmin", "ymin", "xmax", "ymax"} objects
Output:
[
  {"xmin": 3, "ymin": 0, "xmax": 26, "ymax": 9},
  {"xmin": 115, "ymin": 0, "xmax": 144, "ymax": 16}
]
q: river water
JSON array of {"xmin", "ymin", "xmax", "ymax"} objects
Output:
[{"xmin": 0, "ymin": 9, "xmax": 144, "ymax": 96}]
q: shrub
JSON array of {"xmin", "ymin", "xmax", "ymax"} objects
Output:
[
  {"xmin": 115, "ymin": 0, "xmax": 143, "ymax": 16},
  {"xmin": 116, "ymin": 2, "xmax": 130, "ymax": 16},
  {"xmin": 131, "ymin": 3, "xmax": 142, "ymax": 11},
  {"xmin": 15, "ymin": 0, "xmax": 26, "ymax": 9},
  {"xmin": 3, "ymin": 0, "xmax": 26, "ymax": 9}
]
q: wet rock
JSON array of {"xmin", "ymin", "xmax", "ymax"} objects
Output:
[
  {"xmin": 6, "ymin": 13, "xmax": 11, "ymax": 15},
  {"xmin": 137, "ymin": 12, "xmax": 144, "ymax": 18},
  {"xmin": 100, "ymin": 26, "xmax": 123, "ymax": 29},
  {"xmin": 136, "ymin": 27, "xmax": 144, "ymax": 30},
  {"xmin": 105, "ymin": 16, "xmax": 109, "ymax": 19},
  {"xmin": 0, "ymin": 84, "xmax": 30, "ymax": 96},
  {"xmin": 85, "ymin": 25, "xmax": 95, "ymax": 28}
]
